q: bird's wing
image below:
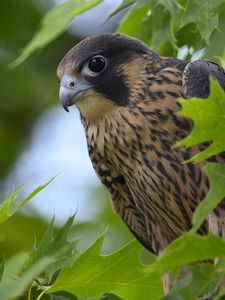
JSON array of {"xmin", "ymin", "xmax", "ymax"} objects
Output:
[
  {"xmin": 183, "ymin": 60, "xmax": 225, "ymax": 98},
  {"xmin": 89, "ymin": 149, "xmax": 156, "ymax": 253}
]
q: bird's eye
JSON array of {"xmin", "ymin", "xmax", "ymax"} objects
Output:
[{"xmin": 88, "ymin": 56, "xmax": 107, "ymax": 73}]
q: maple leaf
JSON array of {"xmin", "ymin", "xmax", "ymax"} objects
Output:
[
  {"xmin": 176, "ymin": 80, "xmax": 225, "ymax": 163},
  {"xmin": 181, "ymin": 0, "xmax": 225, "ymax": 43},
  {"xmin": 48, "ymin": 238, "xmax": 163, "ymax": 300}
]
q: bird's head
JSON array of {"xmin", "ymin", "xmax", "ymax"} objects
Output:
[{"xmin": 57, "ymin": 33, "xmax": 160, "ymax": 123}]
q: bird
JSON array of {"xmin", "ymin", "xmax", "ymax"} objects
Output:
[{"xmin": 57, "ymin": 33, "xmax": 225, "ymax": 293}]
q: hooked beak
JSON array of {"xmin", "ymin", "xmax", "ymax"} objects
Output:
[{"xmin": 59, "ymin": 75, "xmax": 91, "ymax": 112}]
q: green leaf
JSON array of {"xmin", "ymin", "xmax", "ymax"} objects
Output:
[
  {"xmin": 162, "ymin": 264, "xmax": 214, "ymax": 300},
  {"xmin": 100, "ymin": 293, "xmax": 123, "ymax": 300},
  {"xmin": 215, "ymin": 290, "xmax": 225, "ymax": 300},
  {"xmin": 110, "ymin": 0, "xmax": 136, "ymax": 17},
  {"xmin": 176, "ymin": 80, "xmax": 225, "ymax": 163},
  {"xmin": 48, "ymin": 232, "xmax": 225, "ymax": 300},
  {"xmin": 202, "ymin": 271, "xmax": 222, "ymax": 297},
  {"xmin": 191, "ymin": 163, "xmax": 225, "ymax": 233},
  {"xmin": 0, "ymin": 216, "xmax": 78, "ymax": 299},
  {"xmin": 51, "ymin": 291, "xmax": 78, "ymax": 300},
  {"xmin": 48, "ymin": 237, "xmax": 163, "ymax": 300},
  {"xmin": 117, "ymin": 0, "xmax": 180, "ymax": 51},
  {"xmin": 117, "ymin": 0, "xmax": 152, "ymax": 44},
  {"xmin": 181, "ymin": 0, "xmax": 225, "ymax": 43},
  {"xmin": 151, "ymin": 233, "xmax": 225, "ymax": 274},
  {"xmin": 162, "ymin": 295, "xmax": 183, "ymax": 300},
  {"xmin": 10, "ymin": 0, "xmax": 102, "ymax": 68},
  {"xmin": 27, "ymin": 215, "xmax": 78, "ymax": 284},
  {"xmin": 204, "ymin": 5, "xmax": 225, "ymax": 60},
  {"xmin": 151, "ymin": 0, "xmax": 180, "ymax": 51},
  {"xmin": 0, "ymin": 252, "xmax": 52, "ymax": 300},
  {"xmin": 0, "ymin": 256, "xmax": 5, "ymax": 282},
  {"xmin": 0, "ymin": 177, "xmax": 54, "ymax": 225},
  {"xmin": 0, "ymin": 252, "xmax": 28, "ymax": 285}
]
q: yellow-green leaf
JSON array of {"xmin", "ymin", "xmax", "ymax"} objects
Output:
[
  {"xmin": 0, "ymin": 177, "xmax": 54, "ymax": 225},
  {"xmin": 10, "ymin": 0, "xmax": 102, "ymax": 68}
]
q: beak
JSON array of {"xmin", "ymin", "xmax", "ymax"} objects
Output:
[{"xmin": 59, "ymin": 75, "xmax": 91, "ymax": 112}]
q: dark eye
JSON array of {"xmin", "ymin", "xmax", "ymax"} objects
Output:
[{"xmin": 88, "ymin": 55, "xmax": 106, "ymax": 73}]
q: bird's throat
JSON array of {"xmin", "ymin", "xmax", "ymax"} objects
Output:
[{"xmin": 76, "ymin": 90, "xmax": 117, "ymax": 124}]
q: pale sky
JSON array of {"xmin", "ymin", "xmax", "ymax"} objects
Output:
[{"xmin": 5, "ymin": 107, "xmax": 101, "ymax": 224}]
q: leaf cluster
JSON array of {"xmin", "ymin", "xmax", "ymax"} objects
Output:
[{"xmin": 12, "ymin": 0, "xmax": 225, "ymax": 67}]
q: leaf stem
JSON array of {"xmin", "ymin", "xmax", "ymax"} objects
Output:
[
  {"xmin": 27, "ymin": 284, "xmax": 32, "ymax": 300},
  {"xmin": 37, "ymin": 289, "xmax": 46, "ymax": 300}
]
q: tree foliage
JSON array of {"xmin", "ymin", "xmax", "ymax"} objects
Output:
[
  {"xmin": 1, "ymin": 0, "xmax": 225, "ymax": 299},
  {"xmin": 176, "ymin": 81, "xmax": 225, "ymax": 163},
  {"xmin": 13, "ymin": 0, "xmax": 225, "ymax": 65}
]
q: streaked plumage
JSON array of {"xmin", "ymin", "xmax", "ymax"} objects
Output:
[{"xmin": 57, "ymin": 33, "xmax": 225, "ymax": 291}]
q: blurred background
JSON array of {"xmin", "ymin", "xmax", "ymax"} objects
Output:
[{"xmin": 0, "ymin": 0, "xmax": 134, "ymax": 257}]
